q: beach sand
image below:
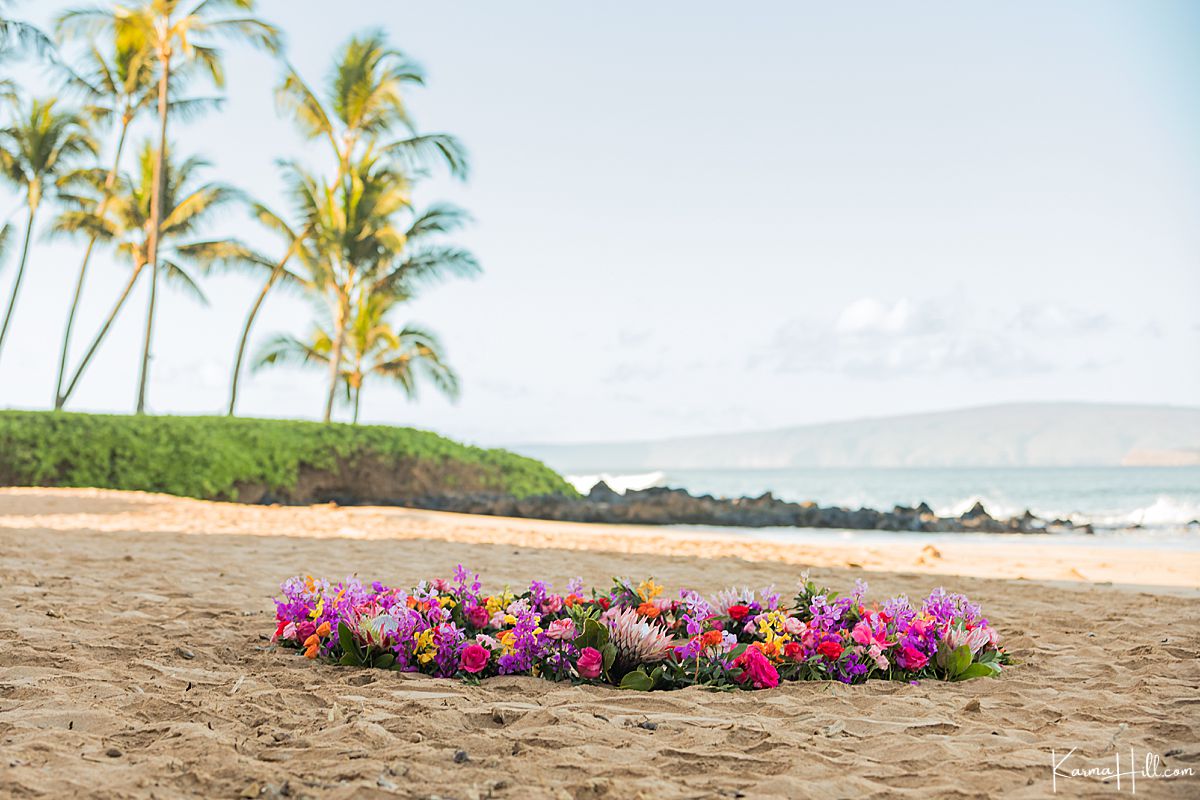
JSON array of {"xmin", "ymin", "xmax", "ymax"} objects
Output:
[{"xmin": 1, "ymin": 487, "xmax": 1197, "ymax": 798}]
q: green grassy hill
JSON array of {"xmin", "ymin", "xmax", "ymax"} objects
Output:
[{"xmin": 0, "ymin": 411, "xmax": 575, "ymax": 504}]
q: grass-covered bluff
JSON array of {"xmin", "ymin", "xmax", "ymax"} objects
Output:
[{"xmin": 0, "ymin": 412, "xmax": 575, "ymax": 504}]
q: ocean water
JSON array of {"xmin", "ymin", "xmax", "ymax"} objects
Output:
[{"xmin": 564, "ymin": 466, "xmax": 1200, "ymax": 544}]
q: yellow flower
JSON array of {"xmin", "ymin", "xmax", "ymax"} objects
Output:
[
  {"xmin": 485, "ymin": 590, "xmax": 514, "ymax": 615},
  {"xmin": 637, "ymin": 578, "xmax": 663, "ymax": 602},
  {"xmin": 310, "ymin": 596, "xmax": 325, "ymax": 620},
  {"xmin": 497, "ymin": 630, "xmax": 516, "ymax": 654},
  {"xmin": 414, "ymin": 629, "xmax": 437, "ymax": 664},
  {"xmin": 438, "ymin": 596, "xmax": 457, "ymax": 609},
  {"xmin": 503, "ymin": 614, "xmax": 517, "ymax": 625}
]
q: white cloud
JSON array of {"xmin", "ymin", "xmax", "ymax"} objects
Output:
[
  {"xmin": 834, "ymin": 297, "xmax": 914, "ymax": 335},
  {"xmin": 1011, "ymin": 304, "xmax": 1111, "ymax": 336},
  {"xmin": 760, "ymin": 295, "xmax": 1112, "ymax": 378}
]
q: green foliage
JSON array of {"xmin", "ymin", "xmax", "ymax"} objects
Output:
[
  {"xmin": 337, "ymin": 621, "xmax": 362, "ymax": 666},
  {"xmin": 0, "ymin": 410, "xmax": 576, "ymax": 501}
]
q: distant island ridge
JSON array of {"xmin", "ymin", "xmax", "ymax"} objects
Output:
[{"xmin": 514, "ymin": 403, "xmax": 1200, "ymax": 471}]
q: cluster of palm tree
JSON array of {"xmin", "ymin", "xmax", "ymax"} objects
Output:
[{"xmin": 0, "ymin": 0, "xmax": 476, "ymax": 423}]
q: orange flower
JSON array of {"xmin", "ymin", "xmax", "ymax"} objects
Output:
[
  {"xmin": 636, "ymin": 602, "xmax": 661, "ymax": 619},
  {"xmin": 701, "ymin": 630, "xmax": 724, "ymax": 648},
  {"xmin": 304, "ymin": 644, "xmax": 319, "ymax": 659},
  {"xmin": 565, "ymin": 593, "xmax": 583, "ymax": 608},
  {"xmin": 315, "ymin": 621, "xmax": 331, "ymax": 638},
  {"xmin": 303, "ymin": 634, "xmax": 320, "ymax": 649}
]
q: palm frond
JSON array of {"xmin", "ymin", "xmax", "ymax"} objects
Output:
[
  {"xmin": 382, "ymin": 132, "xmax": 469, "ymax": 180},
  {"xmin": 159, "ymin": 258, "xmax": 209, "ymax": 305}
]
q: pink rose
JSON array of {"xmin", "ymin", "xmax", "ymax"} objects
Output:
[
  {"xmin": 733, "ymin": 645, "xmax": 780, "ymax": 689},
  {"xmin": 576, "ymin": 647, "xmax": 603, "ymax": 679},
  {"xmin": 296, "ymin": 621, "xmax": 315, "ymax": 641},
  {"xmin": 460, "ymin": 643, "xmax": 490, "ymax": 674},
  {"xmin": 466, "ymin": 605, "xmax": 490, "ymax": 628},
  {"xmin": 541, "ymin": 595, "xmax": 564, "ymax": 614},
  {"xmin": 867, "ymin": 644, "xmax": 889, "ymax": 670},
  {"xmin": 851, "ymin": 620, "xmax": 888, "ymax": 648},
  {"xmin": 896, "ymin": 644, "xmax": 929, "ymax": 671},
  {"xmin": 545, "ymin": 618, "xmax": 576, "ymax": 641},
  {"xmin": 783, "ymin": 617, "xmax": 805, "ymax": 636}
]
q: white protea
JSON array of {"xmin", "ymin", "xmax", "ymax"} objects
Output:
[
  {"xmin": 708, "ymin": 586, "xmax": 754, "ymax": 617},
  {"xmin": 358, "ymin": 612, "xmax": 399, "ymax": 649},
  {"xmin": 606, "ymin": 608, "xmax": 673, "ymax": 671}
]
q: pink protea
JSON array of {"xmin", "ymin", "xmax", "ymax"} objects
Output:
[{"xmin": 606, "ymin": 608, "xmax": 673, "ymax": 671}]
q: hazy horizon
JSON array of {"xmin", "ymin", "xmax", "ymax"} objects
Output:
[{"xmin": 2, "ymin": 1, "xmax": 1198, "ymax": 446}]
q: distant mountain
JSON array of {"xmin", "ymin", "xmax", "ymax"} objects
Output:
[{"xmin": 516, "ymin": 403, "xmax": 1200, "ymax": 471}]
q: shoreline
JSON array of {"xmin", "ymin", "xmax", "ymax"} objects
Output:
[{"xmin": 3, "ymin": 487, "xmax": 1197, "ymax": 593}]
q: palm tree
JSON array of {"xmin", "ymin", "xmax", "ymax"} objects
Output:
[
  {"xmin": 238, "ymin": 155, "xmax": 477, "ymax": 422},
  {"xmin": 58, "ymin": 0, "xmax": 281, "ymax": 412},
  {"xmin": 255, "ymin": 289, "xmax": 459, "ymax": 424},
  {"xmin": 0, "ymin": 96, "xmax": 97, "ymax": 368},
  {"xmin": 227, "ymin": 30, "xmax": 468, "ymax": 416},
  {"xmin": 276, "ymin": 29, "xmax": 468, "ymax": 182},
  {"xmin": 54, "ymin": 142, "xmax": 264, "ymax": 408},
  {"xmin": 51, "ymin": 39, "xmax": 159, "ymax": 408}
]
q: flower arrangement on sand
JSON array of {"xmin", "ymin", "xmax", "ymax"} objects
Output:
[{"xmin": 271, "ymin": 567, "xmax": 1007, "ymax": 690}]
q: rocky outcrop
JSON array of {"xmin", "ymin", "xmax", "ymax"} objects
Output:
[{"xmin": 403, "ymin": 482, "xmax": 1093, "ymax": 535}]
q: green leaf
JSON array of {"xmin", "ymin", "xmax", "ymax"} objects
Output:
[
  {"xmin": 619, "ymin": 670, "xmax": 654, "ymax": 691},
  {"xmin": 338, "ymin": 621, "xmax": 362, "ymax": 666},
  {"xmin": 373, "ymin": 653, "xmax": 396, "ymax": 669},
  {"xmin": 949, "ymin": 644, "xmax": 973, "ymax": 678},
  {"xmin": 338, "ymin": 652, "xmax": 358, "ymax": 666},
  {"xmin": 601, "ymin": 643, "xmax": 617, "ymax": 672},
  {"xmin": 952, "ymin": 662, "xmax": 998, "ymax": 681},
  {"xmin": 573, "ymin": 617, "xmax": 610, "ymax": 652}
]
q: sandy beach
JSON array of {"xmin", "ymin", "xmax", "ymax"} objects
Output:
[{"xmin": 2, "ymin": 487, "xmax": 1198, "ymax": 798}]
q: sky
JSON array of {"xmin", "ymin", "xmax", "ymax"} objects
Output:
[{"xmin": 1, "ymin": 1, "xmax": 1197, "ymax": 446}]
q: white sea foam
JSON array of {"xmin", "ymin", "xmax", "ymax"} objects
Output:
[
  {"xmin": 565, "ymin": 471, "xmax": 668, "ymax": 495},
  {"xmin": 935, "ymin": 494, "xmax": 1200, "ymax": 531}
]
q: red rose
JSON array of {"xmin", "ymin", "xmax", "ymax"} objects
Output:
[
  {"xmin": 466, "ymin": 605, "xmax": 490, "ymax": 628},
  {"xmin": 728, "ymin": 605, "xmax": 751, "ymax": 621},
  {"xmin": 783, "ymin": 642, "xmax": 803, "ymax": 660},
  {"xmin": 460, "ymin": 643, "xmax": 490, "ymax": 674},
  {"xmin": 597, "ymin": 597, "xmax": 611, "ymax": 610},
  {"xmin": 816, "ymin": 640, "xmax": 844, "ymax": 660},
  {"xmin": 733, "ymin": 645, "xmax": 779, "ymax": 689}
]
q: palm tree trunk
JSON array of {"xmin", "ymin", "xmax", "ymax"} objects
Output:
[
  {"xmin": 227, "ymin": 232, "xmax": 306, "ymax": 416},
  {"xmin": 323, "ymin": 307, "xmax": 346, "ymax": 423},
  {"xmin": 59, "ymin": 262, "xmax": 145, "ymax": 406},
  {"xmin": 137, "ymin": 49, "xmax": 171, "ymax": 414},
  {"xmin": 54, "ymin": 120, "xmax": 130, "ymax": 409},
  {"xmin": 352, "ymin": 384, "xmax": 361, "ymax": 424},
  {"xmin": 135, "ymin": 256, "xmax": 158, "ymax": 413},
  {"xmin": 0, "ymin": 205, "xmax": 38, "ymax": 366}
]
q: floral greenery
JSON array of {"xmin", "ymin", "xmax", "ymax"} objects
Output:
[
  {"xmin": 273, "ymin": 568, "xmax": 1008, "ymax": 690},
  {"xmin": 0, "ymin": 411, "xmax": 575, "ymax": 500}
]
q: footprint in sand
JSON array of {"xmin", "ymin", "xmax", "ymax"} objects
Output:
[{"xmin": 915, "ymin": 544, "xmax": 943, "ymax": 566}]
